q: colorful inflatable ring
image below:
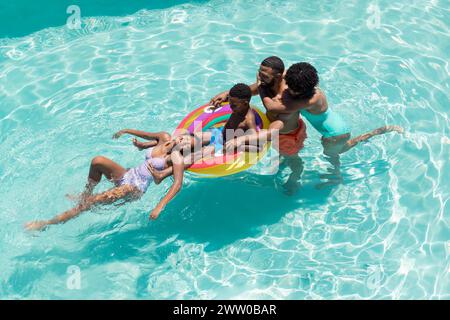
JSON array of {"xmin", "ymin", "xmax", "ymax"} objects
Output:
[{"xmin": 176, "ymin": 102, "xmax": 271, "ymax": 177}]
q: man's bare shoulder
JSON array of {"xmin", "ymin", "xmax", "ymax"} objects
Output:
[
  {"xmin": 308, "ymin": 94, "xmax": 321, "ymax": 105},
  {"xmin": 309, "ymin": 89, "xmax": 327, "ymax": 107}
]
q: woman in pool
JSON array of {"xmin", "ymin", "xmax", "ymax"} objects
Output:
[
  {"xmin": 266, "ymin": 62, "xmax": 404, "ymax": 159},
  {"xmin": 25, "ymin": 129, "xmax": 193, "ymax": 231}
]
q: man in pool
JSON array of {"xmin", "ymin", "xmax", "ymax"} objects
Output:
[{"xmin": 210, "ymin": 56, "xmax": 306, "ymax": 194}]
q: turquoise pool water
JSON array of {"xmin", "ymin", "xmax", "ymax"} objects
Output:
[{"xmin": 0, "ymin": 0, "xmax": 449, "ymax": 299}]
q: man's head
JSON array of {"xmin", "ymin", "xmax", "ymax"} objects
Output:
[
  {"xmin": 229, "ymin": 83, "xmax": 252, "ymax": 114},
  {"xmin": 259, "ymin": 56, "xmax": 285, "ymax": 87},
  {"xmin": 285, "ymin": 62, "xmax": 319, "ymax": 99}
]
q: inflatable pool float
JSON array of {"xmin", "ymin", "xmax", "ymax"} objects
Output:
[{"xmin": 176, "ymin": 102, "xmax": 271, "ymax": 177}]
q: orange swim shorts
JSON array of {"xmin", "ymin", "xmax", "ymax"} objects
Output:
[{"xmin": 277, "ymin": 118, "xmax": 307, "ymax": 156}]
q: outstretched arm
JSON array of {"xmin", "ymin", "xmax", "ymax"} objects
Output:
[
  {"xmin": 258, "ymin": 85, "xmax": 289, "ymax": 113},
  {"xmin": 113, "ymin": 129, "xmax": 171, "ymax": 141},
  {"xmin": 244, "ymin": 120, "xmax": 284, "ymax": 143},
  {"xmin": 209, "ymin": 91, "xmax": 229, "ymax": 108},
  {"xmin": 149, "ymin": 151, "xmax": 185, "ymax": 220},
  {"xmin": 132, "ymin": 138, "xmax": 158, "ymax": 150}
]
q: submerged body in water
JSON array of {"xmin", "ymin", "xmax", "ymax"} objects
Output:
[{"xmin": 25, "ymin": 129, "xmax": 187, "ymax": 230}]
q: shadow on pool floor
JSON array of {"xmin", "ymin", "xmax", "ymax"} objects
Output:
[
  {"xmin": 8, "ymin": 158, "xmax": 391, "ymax": 297},
  {"xmin": 61, "ymin": 157, "xmax": 390, "ymax": 263},
  {"xmin": 7, "ymin": 170, "xmax": 339, "ymax": 297},
  {"xmin": 60, "ymin": 170, "xmax": 335, "ymax": 258}
]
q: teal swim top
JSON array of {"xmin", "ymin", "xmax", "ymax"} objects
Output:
[{"xmin": 300, "ymin": 107, "xmax": 350, "ymax": 138}]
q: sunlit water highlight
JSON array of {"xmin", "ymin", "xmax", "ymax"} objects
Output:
[{"xmin": 0, "ymin": 0, "xmax": 449, "ymax": 299}]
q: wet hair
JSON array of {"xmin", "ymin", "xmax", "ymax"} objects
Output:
[
  {"xmin": 229, "ymin": 83, "xmax": 252, "ymax": 101},
  {"xmin": 285, "ymin": 62, "xmax": 319, "ymax": 99},
  {"xmin": 261, "ymin": 56, "xmax": 285, "ymax": 74}
]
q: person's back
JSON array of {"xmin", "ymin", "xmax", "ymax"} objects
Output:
[
  {"xmin": 294, "ymin": 88, "xmax": 351, "ymax": 139},
  {"xmin": 269, "ymin": 108, "xmax": 302, "ymax": 134},
  {"xmin": 282, "ymin": 62, "xmax": 402, "ymax": 159}
]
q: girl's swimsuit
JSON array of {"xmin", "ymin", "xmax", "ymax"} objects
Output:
[
  {"xmin": 300, "ymin": 107, "xmax": 351, "ymax": 138},
  {"xmin": 116, "ymin": 147, "xmax": 166, "ymax": 193}
]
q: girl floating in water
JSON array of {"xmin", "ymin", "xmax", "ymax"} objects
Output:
[{"xmin": 25, "ymin": 129, "xmax": 192, "ymax": 231}]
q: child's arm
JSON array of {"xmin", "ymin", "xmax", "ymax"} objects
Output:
[
  {"xmin": 132, "ymin": 138, "xmax": 158, "ymax": 150},
  {"xmin": 149, "ymin": 151, "xmax": 185, "ymax": 220},
  {"xmin": 226, "ymin": 120, "xmax": 284, "ymax": 153},
  {"xmin": 210, "ymin": 83, "xmax": 259, "ymax": 108}
]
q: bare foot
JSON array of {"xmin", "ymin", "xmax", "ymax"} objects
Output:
[
  {"xmin": 377, "ymin": 125, "xmax": 404, "ymax": 135},
  {"xmin": 388, "ymin": 125, "xmax": 404, "ymax": 134},
  {"xmin": 25, "ymin": 221, "xmax": 49, "ymax": 231}
]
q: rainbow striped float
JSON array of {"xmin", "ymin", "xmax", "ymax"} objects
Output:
[{"xmin": 176, "ymin": 102, "xmax": 271, "ymax": 177}]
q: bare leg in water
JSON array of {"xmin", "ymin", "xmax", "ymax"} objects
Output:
[
  {"xmin": 317, "ymin": 125, "xmax": 403, "ymax": 189},
  {"xmin": 26, "ymin": 156, "xmax": 140, "ymax": 231},
  {"xmin": 281, "ymin": 154, "xmax": 304, "ymax": 196}
]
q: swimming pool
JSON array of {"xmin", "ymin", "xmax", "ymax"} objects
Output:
[{"xmin": 0, "ymin": 0, "xmax": 448, "ymax": 299}]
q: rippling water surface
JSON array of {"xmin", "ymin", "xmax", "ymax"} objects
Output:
[{"xmin": 0, "ymin": 0, "xmax": 449, "ymax": 299}]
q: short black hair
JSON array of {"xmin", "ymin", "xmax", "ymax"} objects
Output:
[
  {"xmin": 285, "ymin": 62, "xmax": 319, "ymax": 99},
  {"xmin": 229, "ymin": 83, "xmax": 252, "ymax": 101},
  {"xmin": 261, "ymin": 56, "xmax": 285, "ymax": 74}
]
